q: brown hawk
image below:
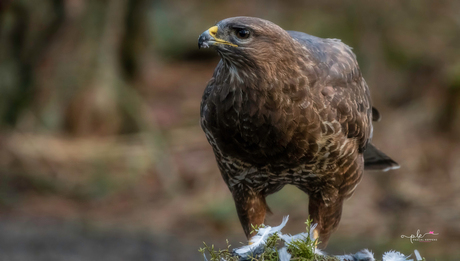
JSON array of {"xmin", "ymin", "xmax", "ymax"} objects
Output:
[{"xmin": 198, "ymin": 17, "xmax": 399, "ymax": 248}]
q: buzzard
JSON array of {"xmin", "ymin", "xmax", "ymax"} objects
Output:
[{"xmin": 198, "ymin": 17, "xmax": 399, "ymax": 248}]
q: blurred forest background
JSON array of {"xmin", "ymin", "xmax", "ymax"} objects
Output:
[{"xmin": 1, "ymin": 0, "xmax": 460, "ymax": 260}]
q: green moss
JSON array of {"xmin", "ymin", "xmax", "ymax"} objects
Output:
[
  {"xmin": 199, "ymin": 218, "xmax": 337, "ymax": 261},
  {"xmin": 198, "ymin": 240, "xmax": 239, "ymax": 261}
]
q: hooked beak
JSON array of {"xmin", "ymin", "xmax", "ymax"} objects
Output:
[{"xmin": 198, "ymin": 26, "xmax": 238, "ymax": 49}]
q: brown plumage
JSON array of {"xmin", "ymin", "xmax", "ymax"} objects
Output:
[{"xmin": 198, "ymin": 17, "xmax": 399, "ymax": 248}]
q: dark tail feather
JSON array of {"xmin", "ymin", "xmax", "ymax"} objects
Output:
[{"xmin": 364, "ymin": 143, "xmax": 400, "ymax": 171}]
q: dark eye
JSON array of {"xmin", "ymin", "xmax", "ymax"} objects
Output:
[{"xmin": 236, "ymin": 28, "xmax": 250, "ymax": 39}]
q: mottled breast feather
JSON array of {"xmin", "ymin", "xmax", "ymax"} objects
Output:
[{"xmin": 201, "ymin": 31, "xmax": 371, "ymax": 168}]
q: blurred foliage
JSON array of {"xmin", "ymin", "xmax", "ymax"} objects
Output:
[
  {"xmin": 0, "ymin": 0, "xmax": 459, "ymax": 260},
  {"xmin": 1, "ymin": 0, "xmax": 459, "ymax": 133}
]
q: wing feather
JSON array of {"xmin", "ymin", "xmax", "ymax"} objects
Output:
[{"xmin": 289, "ymin": 30, "xmax": 372, "ymax": 150}]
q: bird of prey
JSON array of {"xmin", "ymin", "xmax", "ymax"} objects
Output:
[{"xmin": 198, "ymin": 17, "xmax": 399, "ymax": 248}]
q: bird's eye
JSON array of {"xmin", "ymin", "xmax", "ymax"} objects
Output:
[{"xmin": 236, "ymin": 28, "xmax": 250, "ymax": 39}]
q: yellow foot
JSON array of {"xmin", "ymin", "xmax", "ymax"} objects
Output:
[{"xmin": 313, "ymin": 229, "xmax": 319, "ymax": 248}]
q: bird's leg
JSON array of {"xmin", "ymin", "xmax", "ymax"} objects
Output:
[
  {"xmin": 232, "ymin": 190, "xmax": 268, "ymax": 241},
  {"xmin": 308, "ymin": 196, "xmax": 344, "ymax": 249}
]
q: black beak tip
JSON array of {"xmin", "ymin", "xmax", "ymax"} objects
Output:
[
  {"xmin": 198, "ymin": 34, "xmax": 210, "ymax": 49},
  {"xmin": 198, "ymin": 34, "xmax": 204, "ymax": 49}
]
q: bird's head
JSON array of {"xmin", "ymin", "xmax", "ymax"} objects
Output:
[{"xmin": 198, "ymin": 17, "xmax": 298, "ymax": 71}]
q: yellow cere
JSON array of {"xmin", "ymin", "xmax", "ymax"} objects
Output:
[
  {"xmin": 209, "ymin": 26, "xmax": 218, "ymax": 37},
  {"xmin": 207, "ymin": 26, "xmax": 238, "ymax": 47}
]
